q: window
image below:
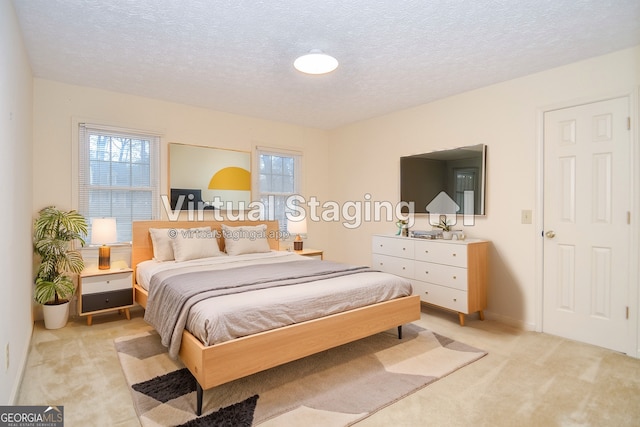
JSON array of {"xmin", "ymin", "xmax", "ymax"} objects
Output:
[
  {"xmin": 254, "ymin": 147, "xmax": 302, "ymax": 232},
  {"xmin": 78, "ymin": 124, "xmax": 160, "ymax": 243}
]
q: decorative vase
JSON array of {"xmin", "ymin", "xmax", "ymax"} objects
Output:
[
  {"xmin": 442, "ymin": 231, "xmax": 453, "ymax": 240},
  {"xmin": 42, "ymin": 301, "xmax": 70, "ymax": 329}
]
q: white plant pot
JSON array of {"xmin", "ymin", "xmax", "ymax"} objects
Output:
[
  {"xmin": 442, "ymin": 231, "xmax": 453, "ymax": 240},
  {"xmin": 42, "ymin": 301, "xmax": 70, "ymax": 330}
]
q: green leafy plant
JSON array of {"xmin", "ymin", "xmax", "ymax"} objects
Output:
[
  {"xmin": 434, "ymin": 217, "xmax": 452, "ymax": 232},
  {"xmin": 33, "ymin": 206, "xmax": 88, "ymax": 305}
]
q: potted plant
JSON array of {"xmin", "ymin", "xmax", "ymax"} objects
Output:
[
  {"xmin": 33, "ymin": 206, "xmax": 88, "ymax": 329},
  {"xmin": 434, "ymin": 217, "xmax": 453, "ymax": 240}
]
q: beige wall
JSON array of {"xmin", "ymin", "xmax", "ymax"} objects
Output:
[
  {"xmin": 328, "ymin": 46, "xmax": 640, "ymax": 332},
  {"xmin": 1, "ymin": 0, "xmax": 34, "ymax": 404},
  {"xmin": 32, "ymin": 79, "xmax": 332, "ymax": 254},
  {"xmin": 31, "ymin": 46, "xmax": 639, "ymax": 351}
]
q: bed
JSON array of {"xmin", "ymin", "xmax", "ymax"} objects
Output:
[{"xmin": 131, "ymin": 220, "xmax": 421, "ymax": 415}]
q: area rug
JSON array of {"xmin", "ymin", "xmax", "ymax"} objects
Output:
[{"xmin": 114, "ymin": 324, "xmax": 486, "ymax": 426}]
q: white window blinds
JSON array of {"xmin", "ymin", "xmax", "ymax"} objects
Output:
[
  {"xmin": 78, "ymin": 124, "xmax": 160, "ymax": 243},
  {"xmin": 254, "ymin": 147, "xmax": 302, "ymax": 232}
]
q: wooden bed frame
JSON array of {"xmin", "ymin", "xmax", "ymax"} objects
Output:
[{"xmin": 131, "ymin": 220, "xmax": 421, "ymax": 415}]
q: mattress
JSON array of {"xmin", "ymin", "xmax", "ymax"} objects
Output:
[{"xmin": 138, "ymin": 251, "xmax": 413, "ymax": 349}]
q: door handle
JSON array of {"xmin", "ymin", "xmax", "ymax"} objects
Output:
[{"xmin": 545, "ymin": 230, "xmax": 556, "ymax": 239}]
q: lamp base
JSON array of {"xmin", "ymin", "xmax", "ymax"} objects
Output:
[
  {"xmin": 98, "ymin": 245, "xmax": 111, "ymax": 270},
  {"xmin": 293, "ymin": 235, "xmax": 303, "ymax": 251}
]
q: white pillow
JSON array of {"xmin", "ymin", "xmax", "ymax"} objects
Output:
[
  {"xmin": 171, "ymin": 227, "xmax": 222, "ymax": 262},
  {"xmin": 149, "ymin": 226, "xmax": 215, "ymax": 262},
  {"xmin": 222, "ymin": 224, "xmax": 271, "ymax": 256},
  {"xmin": 149, "ymin": 228, "xmax": 176, "ymax": 262}
]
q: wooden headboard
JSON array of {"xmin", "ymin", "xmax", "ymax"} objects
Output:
[{"xmin": 131, "ymin": 220, "xmax": 280, "ymax": 272}]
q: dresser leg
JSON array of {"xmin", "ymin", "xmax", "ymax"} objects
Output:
[
  {"xmin": 458, "ymin": 312, "xmax": 465, "ymax": 326},
  {"xmin": 87, "ymin": 315, "xmax": 93, "ymax": 326},
  {"xmin": 478, "ymin": 310, "xmax": 485, "ymax": 321}
]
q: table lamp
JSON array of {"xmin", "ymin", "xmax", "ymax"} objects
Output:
[
  {"xmin": 287, "ymin": 218, "xmax": 307, "ymax": 251},
  {"xmin": 91, "ymin": 218, "xmax": 117, "ymax": 270}
]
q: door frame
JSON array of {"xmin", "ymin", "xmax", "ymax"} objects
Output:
[{"xmin": 534, "ymin": 89, "xmax": 640, "ymax": 358}]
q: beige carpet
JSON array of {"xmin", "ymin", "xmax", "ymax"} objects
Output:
[{"xmin": 115, "ymin": 323, "xmax": 486, "ymax": 426}]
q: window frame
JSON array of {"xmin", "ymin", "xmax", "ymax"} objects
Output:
[
  {"xmin": 253, "ymin": 146, "xmax": 303, "ymax": 232},
  {"xmin": 74, "ymin": 121, "xmax": 161, "ymax": 244}
]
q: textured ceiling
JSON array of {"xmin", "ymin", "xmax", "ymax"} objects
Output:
[{"xmin": 12, "ymin": 0, "xmax": 640, "ymax": 129}]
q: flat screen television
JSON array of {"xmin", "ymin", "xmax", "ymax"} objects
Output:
[{"xmin": 400, "ymin": 144, "xmax": 486, "ymax": 215}]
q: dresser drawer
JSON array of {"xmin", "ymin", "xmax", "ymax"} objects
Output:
[
  {"xmin": 372, "ymin": 236, "xmax": 414, "ymax": 258},
  {"xmin": 410, "ymin": 279, "xmax": 429, "ymax": 300},
  {"xmin": 414, "ymin": 261, "xmax": 467, "ymax": 291},
  {"xmin": 81, "ymin": 272, "xmax": 132, "ymax": 295},
  {"xmin": 414, "ymin": 240, "xmax": 467, "ymax": 267},
  {"xmin": 81, "ymin": 289, "xmax": 133, "ymax": 313},
  {"xmin": 421, "ymin": 282, "xmax": 468, "ymax": 313},
  {"xmin": 372, "ymin": 254, "xmax": 413, "ymax": 278}
]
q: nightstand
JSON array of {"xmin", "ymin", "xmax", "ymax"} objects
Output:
[
  {"xmin": 294, "ymin": 248, "xmax": 324, "ymax": 260},
  {"xmin": 78, "ymin": 267, "xmax": 134, "ymax": 326}
]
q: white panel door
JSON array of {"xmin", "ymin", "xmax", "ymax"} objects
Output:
[{"xmin": 543, "ymin": 97, "xmax": 630, "ymax": 353}]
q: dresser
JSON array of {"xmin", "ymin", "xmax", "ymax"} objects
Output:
[{"xmin": 372, "ymin": 234, "xmax": 488, "ymax": 326}]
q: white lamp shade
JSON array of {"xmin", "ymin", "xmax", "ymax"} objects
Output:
[
  {"xmin": 287, "ymin": 218, "xmax": 307, "ymax": 235},
  {"xmin": 91, "ymin": 218, "xmax": 117, "ymax": 244}
]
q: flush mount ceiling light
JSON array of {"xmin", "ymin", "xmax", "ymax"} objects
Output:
[{"xmin": 294, "ymin": 49, "xmax": 339, "ymax": 75}]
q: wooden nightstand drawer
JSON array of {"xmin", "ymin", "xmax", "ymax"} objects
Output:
[
  {"xmin": 81, "ymin": 289, "xmax": 133, "ymax": 313},
  {"xmin": 81, "ymin": 272, "xmax": 132, "ymax": 295}
]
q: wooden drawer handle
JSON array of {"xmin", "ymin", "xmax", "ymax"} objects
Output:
[
  {"xmin": 452, "ymin": 253, "xmax": 457, "ymax": 257},
  {"xmin": 453, "ymin": 276, "xmax": 457, "ymax": 279}
]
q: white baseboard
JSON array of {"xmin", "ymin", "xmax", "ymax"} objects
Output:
[{"xmin": 8, "ymin": 322, "xmax": 33, "ymax": 404}]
